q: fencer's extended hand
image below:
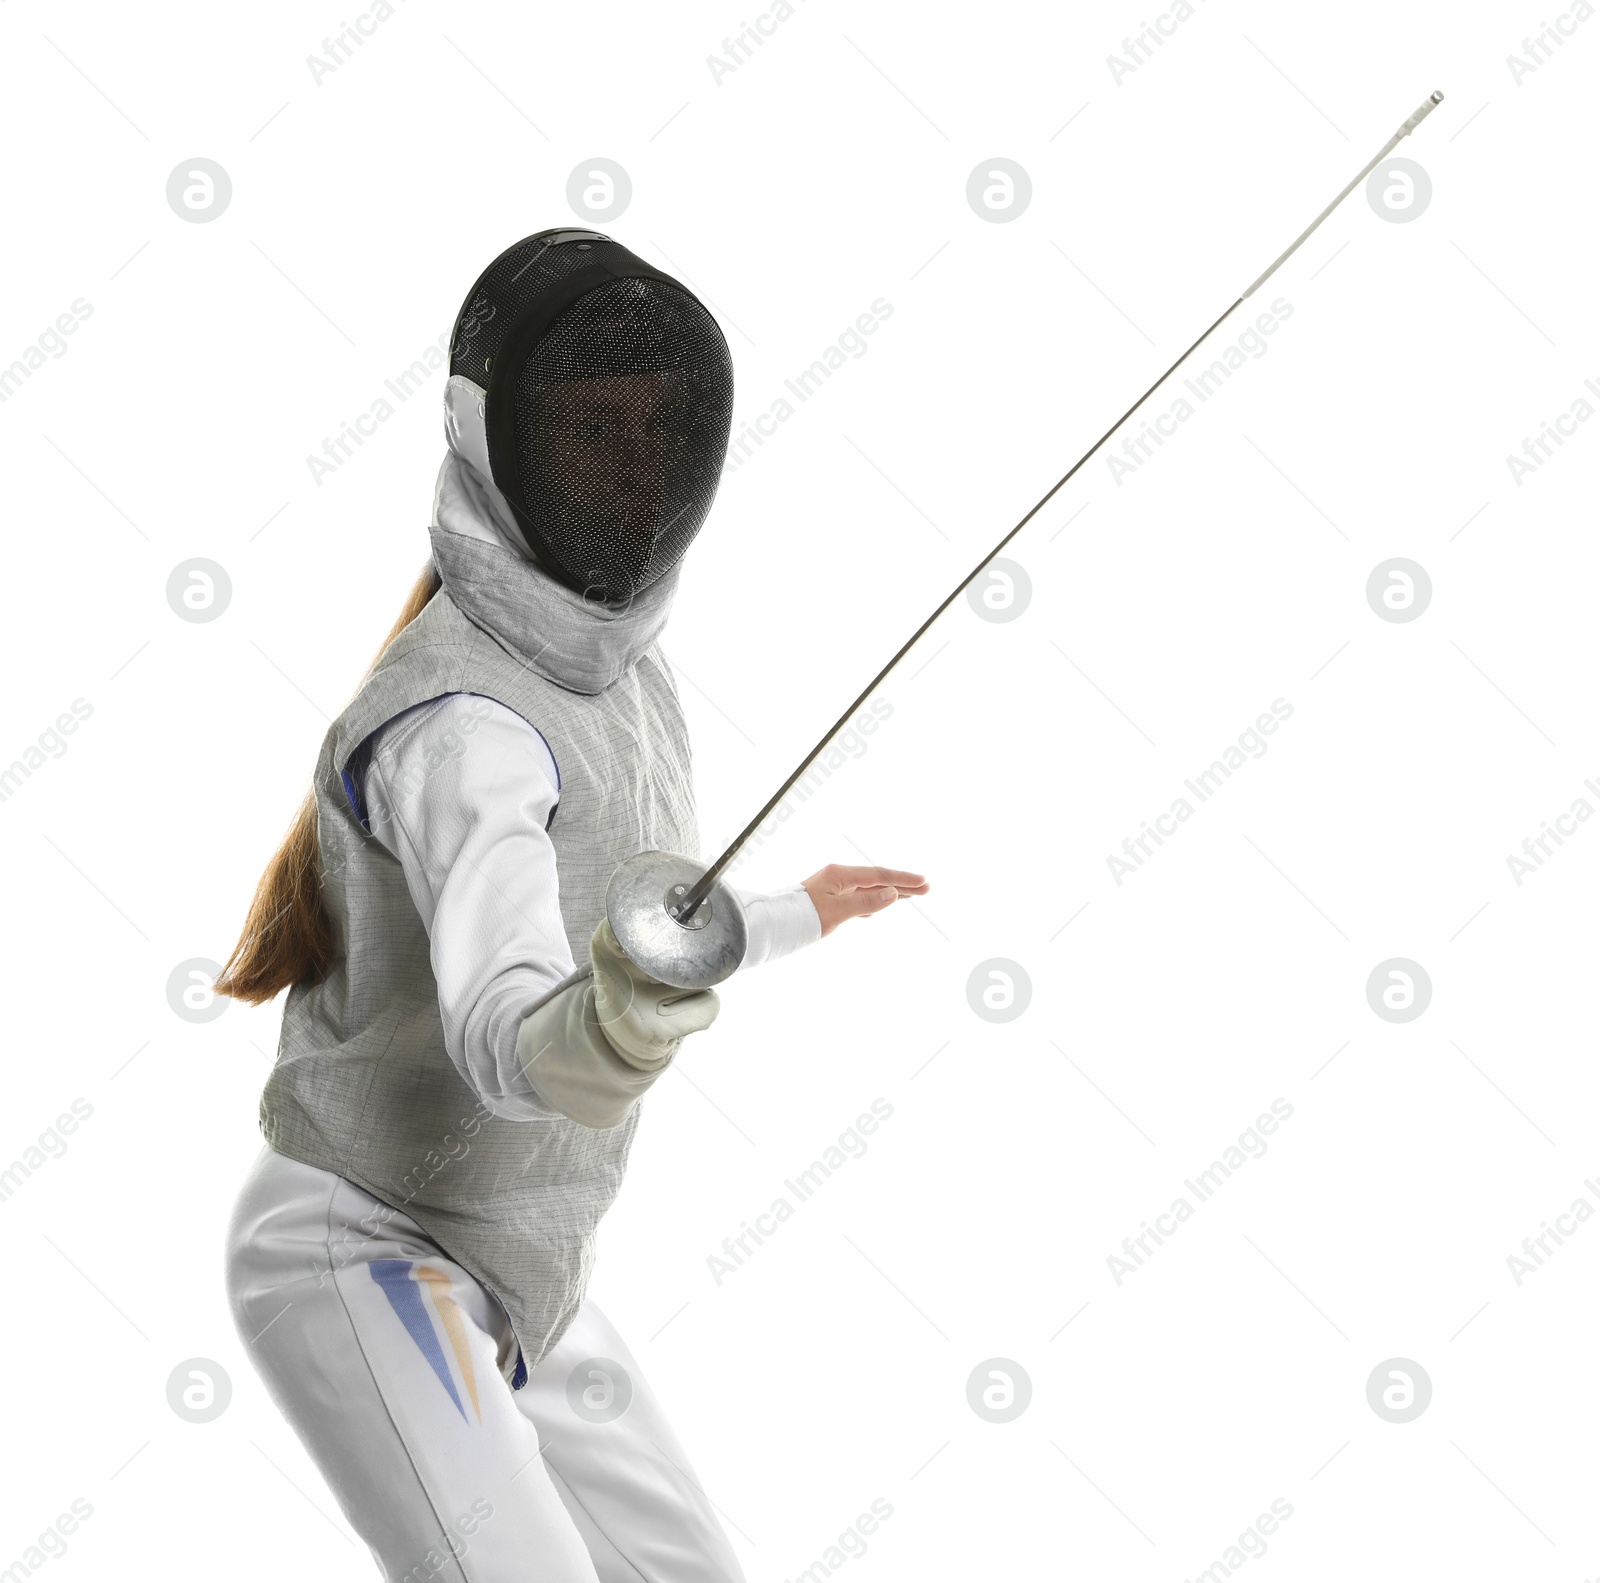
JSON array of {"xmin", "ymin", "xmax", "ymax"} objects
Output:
[
  {"xmin": 514, "ymin": 919, "xmax": 719, "ymax": 1130},
  {"xmin": 801, "ymin": 864, "xmax": 929, "ymax": 938},
  {"xmin": 590, "ymin": 916, "xmax": 721, "ymax": 1066}
]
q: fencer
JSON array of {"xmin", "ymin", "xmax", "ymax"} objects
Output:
[{"xmin": 216, "ymin": 228, "xmax": 927, "ymax": 1582}]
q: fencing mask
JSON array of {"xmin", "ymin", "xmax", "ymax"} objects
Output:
[{"xmin": 446, "ymin": 229, "xmax": 734, "ymax": 605}]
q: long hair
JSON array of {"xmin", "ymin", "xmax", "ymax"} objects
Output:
[{"xmin": 213, "ymin": 562, "xmax": 442, "ymax": 1005}]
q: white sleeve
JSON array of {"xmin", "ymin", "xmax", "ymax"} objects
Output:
[
  {"xmin": 735, "ymin": 883, "xmax": 822, "ymax": 967},
  {"xmin": 363, "ymin": 695, "xmax": 569, "ymax": 1120}
]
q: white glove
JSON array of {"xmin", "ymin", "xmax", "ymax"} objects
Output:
[
  {"xmin": 589, "ymin": 916, "xmax": 721, "ymax": 1065},
  {"xmin": 514, "ymin": 918, "xmax": 720, "ymax": 1130}
]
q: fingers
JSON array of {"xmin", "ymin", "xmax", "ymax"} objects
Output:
[
  {"xmin": 857, "ymin": 865, "xmax": 926, "ymax": 887},
  {"xmin": 806, "ymin": 863, "xmax": 930, "ymax": 897},
  {"xmin": 837, "ymin": 882, "xmax": 902, "ymax": 921}
]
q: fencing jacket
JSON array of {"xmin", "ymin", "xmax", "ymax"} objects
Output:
[{"xmin": 260, "ymin": 435, "xmax": 817, "ymax": 1379}]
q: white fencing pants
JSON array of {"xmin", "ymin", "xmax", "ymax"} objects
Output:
[{"xmin": 225, "ymin": 1146, "xmax": 745, "ymax": 1583}]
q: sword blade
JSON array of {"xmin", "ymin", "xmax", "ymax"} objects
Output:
[{"xmin": 670, "ymin": 91, "xmax": 1445, "ymax": 922}]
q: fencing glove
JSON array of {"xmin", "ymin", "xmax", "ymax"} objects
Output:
[{"xmin": 514, "ymin": 917, "xmax": 721, "ymax": 1130}]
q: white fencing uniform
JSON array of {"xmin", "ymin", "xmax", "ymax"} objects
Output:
[
  {"xmin": 231, "ymin": 411, "xmax": 819, "ymax": 1573},
  {"xmin": 228, "ymin": 687, "xmax": 812, "ymax": 1576},
  {"xmin": 227, "ymin": 1147, "xmax": 744, "ymax": 1583},
  {"xmin": 228, "ymin": 678, "xmax": 814, "ymax": 1576}
]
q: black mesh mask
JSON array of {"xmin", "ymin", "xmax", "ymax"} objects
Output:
[{"xmin": 449, "ymin": 230, "xmax": 734, "ymax": 605}]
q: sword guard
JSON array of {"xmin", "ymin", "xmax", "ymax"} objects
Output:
[{"xmin": 605, "ymin": 850, "xmax": 749, "ymax": 990}]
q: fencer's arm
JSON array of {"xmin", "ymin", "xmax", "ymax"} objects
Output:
[
  {"xmin": 363, "ymin": 696, "xmax": 577, "ymax": 1120},
  {"xmin": 363, "ymin": 695, "xmax": 821, "ymax": 1129}
]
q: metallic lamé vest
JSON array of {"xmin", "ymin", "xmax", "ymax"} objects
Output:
[{"xmin": 260, "ymin": 525, "xmax": 696, "ymax": 1373}]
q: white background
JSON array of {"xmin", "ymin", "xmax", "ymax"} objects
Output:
[{"xmin": 1, "ymin": 0, "xmax": 1596, "ymax": 1578}]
